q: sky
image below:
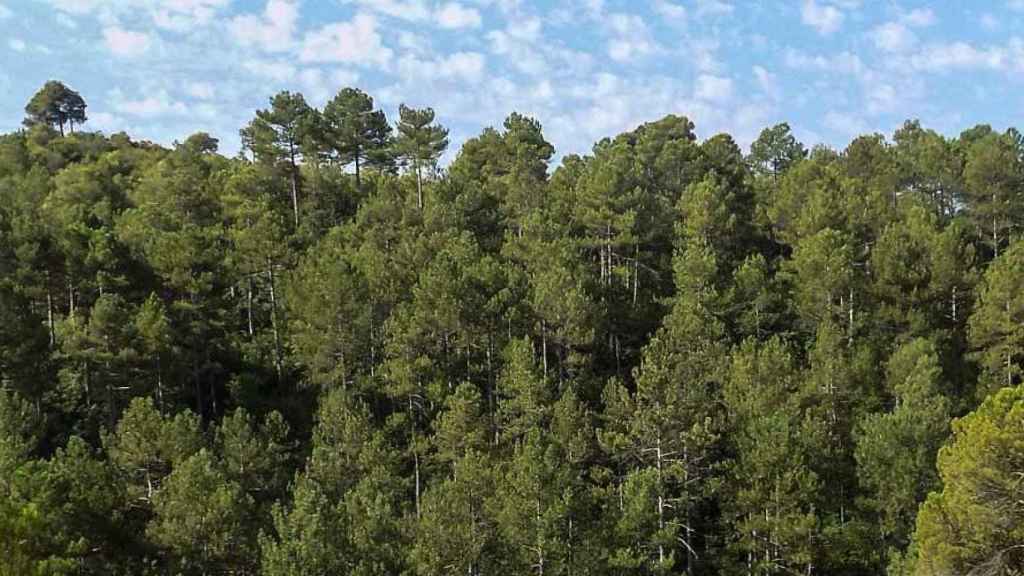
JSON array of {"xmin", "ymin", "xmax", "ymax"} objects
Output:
[{"xmin": 2, "ymin": 0, "xmax": 1024, "ymax": 160}]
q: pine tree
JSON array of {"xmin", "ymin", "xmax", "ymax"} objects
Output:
[
  {"xmin": 241, "ymin": 91, "xmax": 314, "ymax": 227},
  {"xmin": 912, "ymin": 386, "xmax": 1024, "ymax": 575},
  {"xmin": 968, "ymin": 238, "xmax": 1024, "ymax": 399},
  {"xmin": 394, "ymin": 104, "xmax": 448, "ymax": 210},
  {"xmin": 856, "ymin": 339, "xmax": 949, "ymax": 557},
  {"xmin": 322, "ymin": 87, "xmax": 393, "ymax": 187}
]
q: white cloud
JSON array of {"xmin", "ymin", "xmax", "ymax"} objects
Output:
[
  {"xmin": 0, "ymin": 4, "xmax": 11, "ymax": 19},
  {"xmin": 110, "ymin": 88, "xmax": 188, "ymax": 118},
  {"xmin": 295, "ymin": 67, "xmax": 362, "ymax": 105},
  {"xmin": 909, "ymin": 41, "xmax": 1007, "ymax": 72},
  {"xmin": 301, "ymin": 13, "xmax": 392, "ymax": 66},
  {"xmin": 398, "ymin": 31, "xmax": 431, "ymax": 53},
  {"xmin": 872, "ymin": 7, "xmax": 936, "ymax": 52},
  {"xmin": 42, "ymin": 0, "xmax": 229, "ymax": 29},
  {"xmin": 56, "ymin": 13, "xmax": 78, "ymax": 27},
  {"xmin": 103, "ymin": 26, "xmax": 152, "ymax": 57},
  {"xmin": 298, "ymin": 68, "xmax": 330, "ymax": 105},
  {"xmin": 690, "ymin": 37, "xmax": 723, "ymax": 72},
  {"xmin": 785, "ymin": 49, "xmax": 865, "ymax": 77},
  {"xmin": 8, "ymin": 38, "xmax": 25, "ymax": 52},
  {"xmin": 396, "ymin": 51, "xmax": 486, "ymax": 83},
  {"xmin": 185, "ymin": 82, "xmax": 215, "ymax": 100},
  {"xmin": 801, "ymin": 0, "xmax": 843, "ymax": 35},
  {"xmin": 435, "ymin": 2, "xmax": 481, "ymax": 29},
  {"xmin": 694, "ymin": 74, "xmax": 733, "ymax": 102},
  {"xmin": 872, "ymin": 22, "xmax": 916, "ymax": 52},
  {"xmin": 44, "ymin": 0, "xmax": 104, "ymax": 15},
  {"xmin": 487, "ymin": 18, "xmax": 548, "ymax": 76},
  {"xmin": 606, "ymin": 13, "xmax": 658, "ymax": 62},
  {"xmin": 153, "ymin": 0, "xmax": 230, "ymax": 31},
  {"xmin": 900, "ymin": 8, "xmax": 936, "ymax": 28},
  {"xmin": 342, "ymin": 0, "xmax": 431, "ymax": 21},
  {"xmin": 243, "ymin": 59, "xmax": 297, "ymax": 82},
  {"xmin": 331, "ymin": 68, "xmax": 361, "ymax": 87},
  {"xmin": 532, "ymin": 79, "xmax": 554, "ymax": 101},
  {"xmin": 442, "ymin": 51, "xmax": 486, "ymax": 81},
  {"xmin": 824, "ymin": 110, "xmax": 867, "ymax": 136},
  {"xmin": 695, "ymin": 0, "xmax": 733, "ymax": 17},
  {"xmin": 866, "ymin": 83, "xmax": 898, "ymax": 114},
  {"xmin": 88, "ymin": 111, "xmax": 120, "ymax": 130},
  {"xmin": 652, "ymin": 0, "xmax": 686, "ymax": 21},
  {"xmin": 229, "ymin": 0, "xmax": 297, "ymax": 52},
  {"xmin": 753, "ymin": 66, "xmax": 780, "ymax": 100}
]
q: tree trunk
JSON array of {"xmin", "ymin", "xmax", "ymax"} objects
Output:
[
  {"xmin": 541, "ymin": 320, "xmax": 549, "ymax": 381},
  {"xmin": 1008, "ymin": 300, "xmax": 1013, "ymax": 387},
  {"xmin": 416, "ymin": 162, "xmax": 424, "ymax": 210},
  {"xmin": 487, "ymin": 332, "xmax": 497, "ymax": 446},
  {"xmin": 656, "ymin": 437, "xmax": 665, "ymax": 567},
  {"xmin": 848, "ymin": 287, "xmax": 855, "ymax": 347},
  {"xmin": 289, "ymin": 144, "xmax": 300, "ymax": 228},
  {"xmin": 155, "ymin": 355, "xmax": 164, "ymax": 411},
  {"xmin": 952, "ymin": 286, "xmax": 958, "ymax": 323},
  {"xmin": 267, "ymin": 262, "xmax": 283, "ymax": 381},
  {"xmin": 633, "ymin": 244, "xmax": 639, "ymax": 307},
  {"xmin": 46, "ymin": 286, "xmax": 55, "ymax": 347},
  {"xmin": 247, "ymin": 276, "xmax": 255, "ymax": 337},
  {"xmin": 410, "ymin": 394, "xmax": 422, "ymax": 518}
]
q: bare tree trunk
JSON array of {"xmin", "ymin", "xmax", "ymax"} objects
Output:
[
  {"xmin": 656, "ymin": 437, "xmax": 665, "ymax": 566},
  {"xmin": 952, "ymin": 286, "xmax": 958, "ymax": 323},
  {"xmin": 633, "ymin": 244, "xmax": 639, "ymax": 307},
  {"xmin": 848, "ymin": 287, "xmax": 854, "ymax": 347},
  {"xmin": 289, "ymin": 144, "xmax": 300, "ymax": 228},
  {"xmin": 487, "ymin": 333, "xmax": 497, "ymax": 446},
  {"xmin": 416, "ymin": 162, "xmax": 424, "ymax": 210},
  {"xmin": 155, "ymin": 356, "xmax": 164, "ymax": 411},
  {"xmin": 46, "ymin": 286, "xmax": 55, "ymax": 347},
  {"xmin": 993, "ymin": 204, "xmax": 999, "ymax": 259},
  {"xmin": 541, "ymin": 320, "xmax": 549, "ymax": 381},
  {"xmin": 410, "ymin": 394, "xmax": 421, "ymax": 518},
  {"xmin": 1008, "ymin": 300, "xmax": 1014, "ymax": 387},
  {"xmin": 267, "ymin": 262, "xmax": 283, "ymax": 381},
  {"xmin": 247, "ymin": 276, "xmax": 255, "ymax": 337},
  {"xmin": 369, "ymin": 306, "xmax": 376, "ymax": 378}
]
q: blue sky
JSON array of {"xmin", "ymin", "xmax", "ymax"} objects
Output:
[{"xmin": 2, "ymin": 0, "xmax": 1023, "ymax": 159}]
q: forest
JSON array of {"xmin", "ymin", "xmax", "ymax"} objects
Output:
[{"xmin": 1, "ymin": 79, "xmax": 1023, "ymax": 576}]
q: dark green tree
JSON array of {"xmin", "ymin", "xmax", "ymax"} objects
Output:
[
  {"xmin": 24, "ymin": 80, "xmax": 88, "ymax": 136},
  {"xmin": 241, "ymin": 91, "xmax": 313, "ymax": 226},
  {"xmin": 394, "ymin": 104, "xmax": 449, "ymax": 210},
  {"xmin": 322, "ymin": 87, "xmax": 393, "ymax": 187}
]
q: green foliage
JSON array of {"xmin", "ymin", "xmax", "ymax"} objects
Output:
[
  {"xmin": 24, "ymin": 80, "xmax": 88, "ymax": 136},
  {"xmin": 394, "ymin": 103, "xmax": 449, "ymax": 209},
  {"xmin": 912, "ymin": 386, "xmax": 1024, "ymax": 575},
  {"xmin": 321, "ymin": 88, "xmax": 393, "ymax": 185},
  {"xmin": 750, "ymin": 122, "xmax": 807, "ymax": 179},
  {"xmin": 969, "ymin": 238, "xmax": 1024, "ymax": 398},
  {"xmin": 149, "ymin": 449, "xmax": 252, "ymax": 573},
  {"xmin": 856, "ymin": 339, "xmax": 949, "ymax": 552},
  {"xmin": 2, "ymin": 79, "xmax": 1017, "ymax": 576}
]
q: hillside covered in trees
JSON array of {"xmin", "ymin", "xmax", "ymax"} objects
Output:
[{"xmin": 2, "ymin": 80, "xmax": 1024, "ymax": 576}]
